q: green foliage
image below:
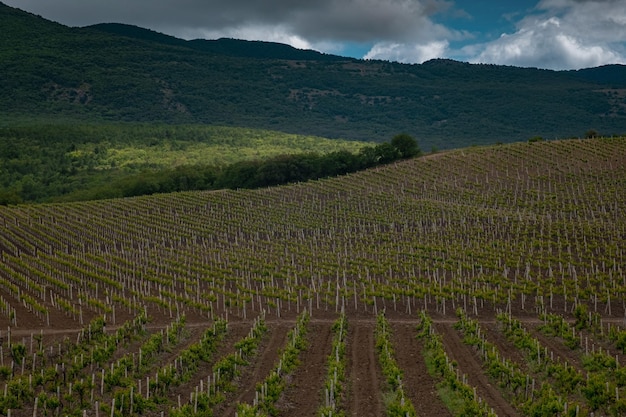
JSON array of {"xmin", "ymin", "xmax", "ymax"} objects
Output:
[
  {"xmin": 0, "ymin": 134, "xmax": 624, "ymax": 416},
  {"xmin": 390, "ymin": 133, "xmax": 421, "ymax": 159},
  {"xmin": 523, "ymin": 383, "xmax": 565, "ymax": 417},
  {"xmin": 0, "ymin": 366, "xmax": 11, "ymax": 381},
  {"xmin": 538, "ymin": 313, "xmax": 579, "ymax": 349},
  {"xmin": 10, "ymin": 343, "xmax": 26, "ymax": 365},
  {"xmin": 582, "ymin": 374, "xmax": 614, "ymax": 411},
  {"xmin": 2, "ymin": 2, "xmax": 626, "ymax": 150},
  {"xmin": 237, "ymin": 311, "xmax": 309, "ymax": 416},
  {"xmin": 375, "ymin": 313, "xmax": 403, "ymax": 391},
  {"xmin": 547, "ymin": 362, "xmax": 583, "ymax": 394},
  {"xmin": 0, "ymin": 376, "xmax": 34, "ymax": 413},
  {"xmin": 455, "ymin": 309, "xmax": 576, "ymax": 414},
  {"xmin": 611, "ymin": 329, "xmax": 626, "ymax": 354},
  {"xmin": 582, "ymin": 351, "xmax": 617, "ymax": 372},
  {"xmin": 168, "ymin": 316, "xmax": 265, "ymax": 415},
  {"xmin": 573, "ymin": 304, "xmax": 589, "ymax": 330},
  {"xmin": 233, "ymin": 317, "xmax": 268, "ymax": 356},
  {"xmin": 418, "ymin": 310, "xmax": 496, "ymax": 417},
  {"xmin": 375, "ymin": 312, "xmax": 416, "ymax": 416},
  {"xmin": 0, "ymin": 123, "xmax": 419, "ymax": 203},
  {"xmin": 37, "ymin": 392, "xmax": 61, "ymax": 416},
  {"xmin": 319, "ymin": 313, "xmax": 348, "ymax": 417},
  {"xmin": 150, "ymin": 318, "xmax": 227, "ymax": 401},
  {"xmin": 0, "ymin": 123, "xmax": 367, "ymax": 203}
]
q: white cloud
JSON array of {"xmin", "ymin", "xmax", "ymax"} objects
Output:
[
  {"xmin": 364, "ymin": 40, "xmax": 449, "ymax": 63},
  {"xmin": 185, "ymin": 24, "xmax": 315, "ymax": 50},
  {"xmin": 182, "ymin": 24, "xmax": 354, "ymax": 56},
  {"xmin": 469, "ymin": 0, "xmax": 626, "ymax": 69},
  {"xmin": 6, "ymin": 0, "xmax": 626, "ymax": 69}
]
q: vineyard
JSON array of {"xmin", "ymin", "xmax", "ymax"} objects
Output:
[{"xmin": 0, "ymin": 137, "xmax": 624, "ymax": 416}]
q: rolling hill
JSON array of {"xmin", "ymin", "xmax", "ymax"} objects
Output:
[
  {"xmin": 2, "ymin": 4, "xmax": 625, "ymax": 414},
  {"xmin": 0, "ymin": 137, "xmax": 623, "ymax": 415},
  {"xmin": 2, "ymin": 2, "xmax": 626, "ymax": 150}
]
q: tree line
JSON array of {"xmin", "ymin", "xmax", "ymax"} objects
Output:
[{"xmin": 64, "ymin": 134, "xmax": 421, "ymax": 201}]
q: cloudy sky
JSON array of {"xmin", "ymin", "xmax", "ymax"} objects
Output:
[{"xmin": 5, "ymin": 0, "xmax": 626, "ymax": 70}]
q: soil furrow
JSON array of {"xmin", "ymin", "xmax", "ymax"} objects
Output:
[
  {"xmin": 166, "ymin": 322, "xmax": 252, "ymax": 405},
  {"xmin": 218, "ymin": 323, "xmax": 290, "ymax": 416},
  {"xmin": 12, "ymin": 316, "xmax": 626, "ymax": 337},
  {"xmin": 480, "ymin": 320, "xmax": 530, "ymax": 372},
  {"xmin": 527, "ymin": 325, "xmax": 586, "ymax": 373},
  {"xmin": 346, "ymin": 320, "xmax": 383, "ymax": 417},
  {"xmin": 435, "ymin": 322, "xmax": 522, "ymax": 417},
  {"xmin": 390, "ymin": 322, "xmax": 452, "ymax": 417},
  {"xmin": 276, "ymin": 321, "xmax": 334, "ymax": 416}
]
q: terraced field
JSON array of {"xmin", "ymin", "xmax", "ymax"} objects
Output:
[{"xmin": 0, "ymin": 137, "xmax": 624, "ymax": 416}]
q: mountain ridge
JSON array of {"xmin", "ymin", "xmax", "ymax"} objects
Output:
[
  {"xmin": 2, "ymin": 2, "xmax": 626, "ymax": 149},
  {"xmin": 86, "ymin": 23, "xmax": 347, "ymax": 61}
]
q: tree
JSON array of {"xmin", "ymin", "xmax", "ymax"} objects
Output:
[
  {"xmin": 390, "ymin": 133, "xmax": 421, "ymax": 158},
  {"xmin": 358, "ymin": 146, "xmax": 379, "ymax": 168},
  {"xmin": 374, "ymin": 142, "xmax": 401, "ymax": 164}
]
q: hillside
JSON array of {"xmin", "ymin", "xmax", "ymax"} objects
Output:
[
  {"xmin": 2, "ymin": 2, "xmax": 626, "ymax": 150},
  {"xmin": 0, "ymin": 137, "xmax": 623, "ymax": 415}
]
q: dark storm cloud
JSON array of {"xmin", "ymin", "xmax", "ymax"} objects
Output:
[{"xmin": 10, "ymin": 0, "xmax": 454, "ymax": 43}]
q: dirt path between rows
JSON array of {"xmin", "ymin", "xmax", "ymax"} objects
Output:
[
  {"xmin": 346, "ymin": 321, "xmax": 384, "ymax": 417},
  {"xmin": 9, "ymin": 316, "xmax": 626, "ymax": 338},
  {"xmin": 526, "ymin": 324, "xmax": 586, "ymax": 373},
  {"xmin": 435, "ymin": 322, "xmax": 522, "ymax": 417},
  {"xmin": 390, "ymin": 322, "xmax": 452, "ymax": 416},
  {"xmin": 277, "ymin": 321, "xmax": 334, "ymax": 416},
  {"xmin": 480, "ymin": 320, "xmax": 530, "ymax": 372},
  {"xmin": 165, "ymin": 322, "xmax": 252, "ymax": 409},
  {"xmin": 218, "ymin": 323, "xmax": 290, "ymax": 416}
]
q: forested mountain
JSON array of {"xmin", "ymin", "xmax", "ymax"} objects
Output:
[{"xmin": 2, "ymin": 2, "xmax": 626, "ymax": 149}]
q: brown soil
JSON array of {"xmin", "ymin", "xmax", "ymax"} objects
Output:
[
  {"xmin": 527, "ymin": 324, "xmax": 586, "ymax": 373},
  {"xmin": 218, "ymin": 323, "xmax": 290, "ymax": 416},
  {"xmin": 390, "ymin": 322, "xmax": 452, "ymax": 416},
  {"xmin": 480, "ymin": 320, "xmax": 530, "ymax": 372},
  {"xmin": 345, "ymin": 320, "xmax": 384, "ymax": 417},
  {"xmin": 5, "ymin": 311, "xmax": 626, "ymax": 417},
  {"xmin": 435, "ymin": 322, "xmax": 522, "ymax": 417},
  {"xmin": 276, "ymin": 321, "xmax": 334, "ymax": 416},
  {"xmin": 164, "ymin": 321, "xmax": 252, "ymax": 409}
]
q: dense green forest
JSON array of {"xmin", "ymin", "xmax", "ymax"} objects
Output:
[
  {"xmin": 0, "ymin": 124, "xmax": 422, "ymax": 204},
  {"xmin": 1, "ymin": 2, "xmax": 626, "ymax": 150},
  {"xmin": 0, "ymin": 124, "xmax": 374, "ymax": 204}
]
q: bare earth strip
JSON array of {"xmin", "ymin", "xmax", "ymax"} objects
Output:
[
  {"xmin": 276, "ymin": 321, "xmax": 334, "ymax": 416},
  {"xmin": 480, "ymin": 320, "xmax": 530, "ymax": 372},
  {"xmin": 346, "ymin": 320, "xmax": 384, "ymax": 417},
  {"xmin": 526, "ymin": 324, "xmax": 586, "ymax": 373},
  {"xmin": 217, "ymin": 323, "xmax": 290, "ymax": 416},
  {"xmin": 390, "ymin": 322, "xmax": 452, "ymax": 417},
  {"xmin": 165, "ymin": 322, "xmax": 252, "ymax": 408},
  {"xmin": 435, "ymin": 322, "xmax": 522, "ymax": 417}
]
